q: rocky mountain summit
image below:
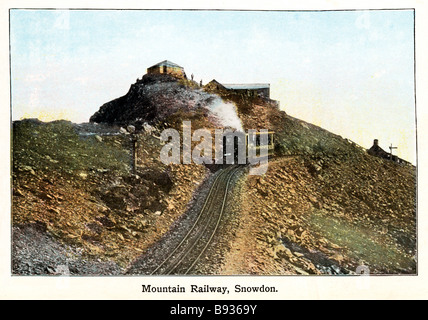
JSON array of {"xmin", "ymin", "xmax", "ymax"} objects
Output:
[{"xmin": 89, "ymin": 73, "xmax": 220, "ymax": 131}]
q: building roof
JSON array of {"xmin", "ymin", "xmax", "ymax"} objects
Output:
[
  {"xmin": 206, "ymin": 79, "xmax": 225, "ymax": 87},
  {"xmin": 222, "ymin": 83, "xmax": 270, "ymax": 90},
  {"xmin": 148, "ymin": 60, "xmax": 183, "ymax": 69}
]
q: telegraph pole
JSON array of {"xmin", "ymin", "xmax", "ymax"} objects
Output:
[{"xmin": 389, "ymin": 143, "xmax": 397, "ymax": 161}]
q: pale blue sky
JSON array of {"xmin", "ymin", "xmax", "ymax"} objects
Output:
[{"xmin": 10, "ymin": 9, "xmax": 416, "ymax": 163}]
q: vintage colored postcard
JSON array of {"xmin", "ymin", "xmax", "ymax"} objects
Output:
[{"xmin": 3, "ymin": 0, "xmax": 427, "ymax": 300}]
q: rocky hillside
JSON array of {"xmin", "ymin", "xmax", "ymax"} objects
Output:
[
  {"xmin": 12, "ymin": 73, "xmax": 417, "ymax": 275},
  {"xmin": 12, "ymin": 119, "xmax": 209, "ymax": 274},
  {"xmin": 212, "ymin": 88, "xmax": 416, "ymax": 274},
  {"xmin": 221, "ymin": 156, "xmax": 416, "ymax": 275}
]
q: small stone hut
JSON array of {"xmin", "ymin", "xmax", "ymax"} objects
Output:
[{"xmin": 147, "ymin": 60, "xmax": 186, "ymax": 79}]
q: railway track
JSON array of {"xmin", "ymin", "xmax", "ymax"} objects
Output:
[{"xmin": 149, "ymin": 165, "xmax": 241, "ymax": 275}]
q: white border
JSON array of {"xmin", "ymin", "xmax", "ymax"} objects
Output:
[{"xmin": 1, "ymin": 0, "xmax": 427, "ymax": 300}]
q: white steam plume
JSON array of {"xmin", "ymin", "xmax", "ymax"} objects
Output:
[{"xmin": 208, "ymin": 97, "xmax": 244, "ymax": 132}]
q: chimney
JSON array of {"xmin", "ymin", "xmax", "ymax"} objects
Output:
[{"xmin": 373, "ymin": 139, "xmax": 379, "ymax": 146}]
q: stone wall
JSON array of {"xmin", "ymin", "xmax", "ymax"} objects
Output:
[{"xmin": 147, "ymin": 65, "xmax": 185, "ymax": 79}]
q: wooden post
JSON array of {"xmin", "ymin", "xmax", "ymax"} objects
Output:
[{"xmin": 132, "ymin": 135, "xmax": 137, "ymax": 174}]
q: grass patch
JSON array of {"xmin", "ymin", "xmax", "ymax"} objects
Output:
[
  {"xmin": 308, "ymin": 210, "xmax": 415, "ymax": 273},
  {"xmin": 12, "ymin": 119, "xmax": 130, "ymax": 177}
]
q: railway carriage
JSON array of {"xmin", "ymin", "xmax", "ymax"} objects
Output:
[{"xmin": 222, "ymin": 131, "xmax": 275, "ymax": 164}]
